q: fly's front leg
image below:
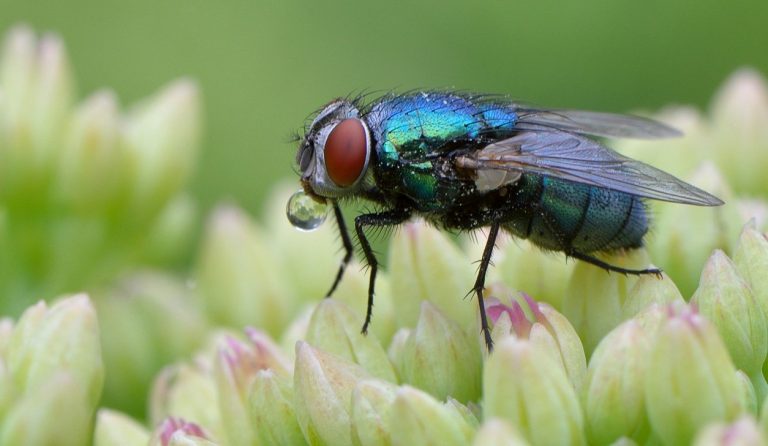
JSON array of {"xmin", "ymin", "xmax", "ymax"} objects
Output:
[
  {"xmin": 355, "ymin": 207, "xmax": 412, "ymax": 334},
  {"xmin": 474, "ymin": 222, "xmax": 501, "ymax": 352},
  {"xmin": 325, "ymin": 200, "xmax": 354, "ymax": 298}
]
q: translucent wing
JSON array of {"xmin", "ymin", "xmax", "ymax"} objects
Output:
[
  {"xmin": 515, "ymin": 108, "xmax": 682, "ymax": 139},
  {"xmin": 456, "ymin": 130, "xmax": 723, "ymax": 206}
]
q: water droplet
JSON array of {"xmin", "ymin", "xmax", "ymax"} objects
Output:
[{"xmin": 286, "ymin": 190, "xmax": 328, "ymax": 231}]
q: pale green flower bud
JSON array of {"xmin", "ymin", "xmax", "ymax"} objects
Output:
[
  {"xmin": 213, "ymin": 331, "xmax": 291, "ymax": 446},
  {"xmin": 145, "ymin": 194, "xmax": 198, "ymax": 265},
  {"xmin": 389, "ymin": 219, "xmax": 474, "ymax": 329},
  {"xmin": 485, "ymin": 290, "xmax": 586, "ymax": 391},
  {"xmin": 149, "ymin": 418, "xmax": 216, "ymax": 446},
  {"xmin": 97, "ymin": 272, "xmax": 208, "ymax": 414},
  {"xmin": 389, "ymin": 386, "xmax": 475, "ymax": 446},
  {"xmin": 397, "ymin": 301, "xmax": 481, "ymax": 402},
  {"xmin": 5, "ymin": 294, "xmax": 103, "ymax": 407},
  {"xmin": 472, "ymin": 418, "xmax": 530, "ymax": 446},
  {"xmin": 496, "ymin": 238, "xmax": 574, "ymax": 310},
  {"xmin": 483, "ymin": 337, "xmax": 585, "ymax": 445},
  {"xmin": 280, "ymin": 305, "xmax": 314, "ymax": 362},
  {"xmin": 761, "ymin": 394, "xmax": 768, "ymax": 437},
  {"xmin": 710, "ymin": 69, "xmax": 768, "ymax": 196},
  {"xmin": 305, "ymin": 299, "xmax": 396, "ymax": 382},
  {"xmin": 55, "ymin": 90, "xmax": 122, "ymax": 211},
  {"xmin": 386, "ymin": 328, "xmax": 410, "ymax": 368},
  {"xmin": 693, "ymin": 416, "xmax": 766, "ymax": 446},
  {"xmin": 564, "ymin": 248, "xmax": 650, "ymax": 355},
  {"xmin": 736, "ymin": 370, "xmax": 758, "ymax": 415},
  {"xmin": 645, "ymin": 305, "xmax": 746, "ymax": 445},
  {"xmin": 691, "ymin": 250, "xmax": 768, "ymax": 401},
  {"xmin": 293, "ymin": 341, "xmax": 372, "ymax": 445},
  {"xmin": 94, "ymin": 409, "xmax": 151, "ymax": 446},
  {"xmin": 0, "ymin": 26, "xmax": 74, "ymax": 200},
  {"xmin": 733, "ymin": 221, "xmax": 768, "ymax": 320},
  {"xmin": 123, "ymin": 78, "xmax": 201, "ymax": 220},
  {"xmin": 622, "ymin": 271, "xmax": 684, "ymax": 319},
  {"xmin": 648, "ymin": 163, "xmax": 741, "ymax": 295},
  {"xmin": 196, "ymin": 204, "xmax": 293, "ymax": 336},
  {"xmin": 583, "ymin": 320, "xmax": 652, "ymax": 444},
  {"xmin": 617, "ymin": 106, "xmax": 710, "ymax": 179},
  {"xmin": 250, "ymin": 369, "xmax": 307, "ymax": 446},
  {"xmin": 445, "ymin": 397, "xmax": 480, "ymax": 429},
  {"xmin": 0, "ymin": 318, "xmax": 14, "ymax": 359},
  {"xmin": 0, "ymin": 372, "xmax": 93, "ymax": 446},
  {"xmin": 350, "ymin": 379, "xmax": 398, "ymax": 446},
  {"xmin": 149, "ymin": 363, "xmax": 220, "ymax": 440}
]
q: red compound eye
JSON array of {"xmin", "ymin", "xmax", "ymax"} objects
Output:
[{"xmin": 324, "ymin": 118, "xmax": 368, "ymax": 187}]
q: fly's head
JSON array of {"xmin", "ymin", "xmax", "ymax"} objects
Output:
[{"xmin": 296, "ymin": 99, "xmax": 372, "ymax": 201}]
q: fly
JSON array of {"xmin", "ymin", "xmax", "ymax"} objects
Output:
[{"xmin": 286, "ymin": 91, "xmax": 723, "ymax": 351}]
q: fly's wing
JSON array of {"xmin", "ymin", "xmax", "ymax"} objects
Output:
[
  {"xmin": 514, "ymin": 108, "xmax": 681, "ymax": 139},
  {"xmin": 456, "ymin": 130, "xmax": 723, "ymax": 206}
]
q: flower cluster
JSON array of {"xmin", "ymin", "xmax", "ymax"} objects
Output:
[
  {"xmin": 3, "ymin": 24, "xmax": 768, "ymax": 446},
  {"xmin": 0, "ymin": 25, "xmax": 201, "ymax": 313}
]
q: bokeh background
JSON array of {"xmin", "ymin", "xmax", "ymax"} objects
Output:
[{"xmin": 3, "ymin": 0, "xmax": 767, "ymax": 214}]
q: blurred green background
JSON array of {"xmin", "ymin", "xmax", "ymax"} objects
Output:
[{"xmin": 3, "ymin": 0, "xmax": 767, "ymax": 215}]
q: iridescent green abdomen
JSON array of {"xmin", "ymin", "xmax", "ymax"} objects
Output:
[
  {"xmin": 365, "ymin": 93, "xmax": 517, "ymax": 211},
  {"xmin": 505, "ymin": 175, "xmax": 648, "ymax": 253}
]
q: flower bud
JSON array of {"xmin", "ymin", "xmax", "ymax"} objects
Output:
[
  {"xmin": 149, "ymin": 363, "xmax": 220, "ymax": 439},
  {"xmin": 736, "ymin": 370, "xmax": 758, "ymax": 415},
  {"xmin": 293, "ymin": 341, "xmax": 371, "ymax": 445},
  {"xmin": 280, "ymin": 305, "xmax": 314, "ymax": 362},
  {"xmin": 645, "ymin": 305, "xmax": 746, "ymax": 445},
  {"xmin": 0, "ymin": 26, "xmax": 74, "ymax": 201},
  {"xmin": 617, "ymin": 106, "xmax": 710, "ymax": 178},
  {"xmin": 123, "ymin": 79, "xmax": 201, "ymax": 220},
  {"xmin": 564, "ymin": 249, "xmax": 650, "ymax": 355},
  {"xmin": 144, "ymin": 194, "xmax": 198, "ymax": 265},
  {"xmin": 5, "ymin": 295, "xmax": 103, "ymax": 408},
  {"xmin": 0, "ymin": 372, "xmax": 91, "ymax": 445},
  {"xmin": 55, "ymin": 90, "xmax": 122, "ymax": 211},
  {"xmin": 691, "ymin": 250, "xmax": 768, "ymax": 401},
  {"xmin": 710, "ymin": 69, "xmax": 768, "ymax": 197},
  {"xmin": 213, "ymin": 332, "xmax": 290, "ymax": 446},
  {"xmin": 250, "ymin": 369, "xmax": 307, "ymax": 446},
  {"xmin": 149, "ymin": 418, "xmax": 215, "ymax": 446},
  {"xmin": 94, "ymin": 409, "xmax": 151, "ymax": 446},
  {"xmin": 761, "ymin": 394, "xmax": 768, "ymax": 437},
  {"xmin": 472, "ymin": 418, "xmax": 530, "ymax": 446},
  {"xmin": 387, "ymin": 327, "xmax": 410, "ymax": 370},
  {"xmin": 389, "ymin": 219, "xmax": 474, "ymax": 330},
  {"xmin": 397, "ymin": 302, "xmax": 481, "ymax": 402},
  {"xmin": 486, "ymin": 290, "xmax": 586, "ymax": 391},
  {"xmin": 97, "ymin": 273, "xmax": 209, "ymax": 414},
  {"xmin": 583, "ymin": 320, "xmax": 652, "ymax": 444},
  {"xmin": 496, "ymin": 238, "xmax": 574, "ymax": 310},
  {"xmin": 622, "ymin": 271, "xmax": 685, "ymax": 319},
  {"xmin": 196, "ymin": 204, "xmax": 293, "ymax": 336},
  {"xmin": 648, "ymin": 163, "xmax": 741, "ymax": 295},
  {"xmin": 389, "ymin": 386, "xmax": 475, "ymax": 446},
  {"xmin": 693, "ymin": 416, "xmax": 766, "ymax": 446},
  {"xmin": 305, "ymin": 299, "xmax": 396, "ymax": 382},
  {"xmin": 733, "ymin": 221, "xmax": 768, "ymax": 320},
  {"xmin": 350, "ymin": 379, "xmax": 398, "ymax": 446},
  {"xmin": 483, "ymin": 337, "xmax": 585, "ymax": 445}
]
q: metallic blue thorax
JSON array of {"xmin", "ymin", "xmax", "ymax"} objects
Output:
[{"xmin": 364, "ymin": 92, "xmax": 518, "ymax": 211}]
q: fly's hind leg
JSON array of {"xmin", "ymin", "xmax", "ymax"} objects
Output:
[
  {"xmin": 472, "ymin": 222, "xmax": 501, "ymax": 352},
  {"xmin": 569, "ymin": 251, "xmax": 662, "ymax": 277}
]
